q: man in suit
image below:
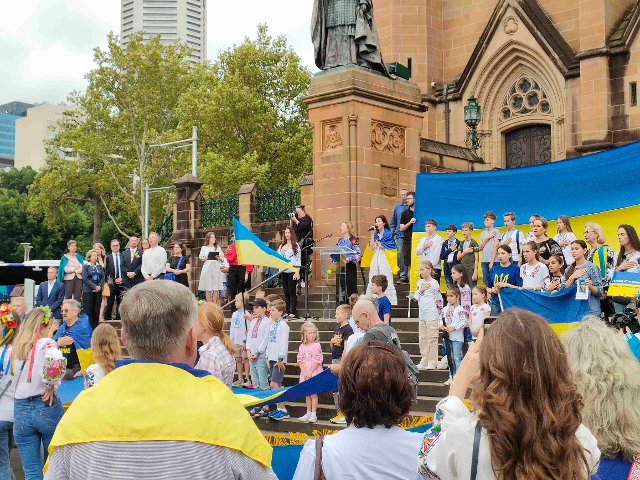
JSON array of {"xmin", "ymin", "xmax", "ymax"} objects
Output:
[
  {"xmin": 35, "ymin": 266, "xmax": 65, "ymax": 319},
  {"xmin": 122, "ymin": 236, "xmax": 143, "ymax": 290},
  {"xmin": 104, "ymin": 239, "xmax": 124, "ymax": 320}
]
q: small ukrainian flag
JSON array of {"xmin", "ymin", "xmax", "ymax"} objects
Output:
[{"xmin": 233, "ymin": 218, "xmax": 298, "ymax": 272}]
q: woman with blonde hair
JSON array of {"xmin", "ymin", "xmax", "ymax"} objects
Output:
[
  {"xmin": 334, "ymin": 221, "xmax": 361, "ymax": 304},
  {"xmin": 583, "ymin": 222, "xmax": 615, "ymax": 319},
  {"xmin": 11, "ymin": 307, "xmax": 66, "ymax": 480},
  {"xmin": 195, "ymin": 303, "xmax": 237, "ymax": 386},
  {"xmin": 418, "ymin": 308, "xmax": 600, "ymax": 479},
  {"xmin": 564, "ymin": 318, "xmax": 640, "ymax": 478},
  {"xmin": 82, "ymin": 249, "xmax": 104, "ymax": 330},
  {"xmin": 84, "ymin": 323, "xmax": 122, "ymax": 389},
  {"xmin": 0, "ymin": 303, "xmax": 20, "ymax": 478}
]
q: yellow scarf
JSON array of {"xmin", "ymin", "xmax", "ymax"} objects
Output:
[{"xmin": 47, "ymin": 363, "xmax": 272, "ymax": 469}]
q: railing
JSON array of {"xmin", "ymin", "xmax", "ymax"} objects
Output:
[
  {"xmin": 256, "ymin": 186, "xmax": 300, "ymax": 223},
  {"xmin": 200, "ymin": 195, "xmax": 239, "ymax": 228},
  {"xmin": 157, "ymin": 211, "xmax": 174, "ymax": 245}
]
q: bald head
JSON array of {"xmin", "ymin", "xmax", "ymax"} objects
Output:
[{"xmin": 352, "ymin": 297, "xmax": 381, "ymax": 332}]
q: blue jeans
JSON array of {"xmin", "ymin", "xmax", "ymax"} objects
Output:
[
  {"xmin": 14, "ymin": 396, "xmax": 64, "ymax": 480},
  {"xmin": 450, "ymin": 341, "xmax": 463, "ymax": 377},
  {"xmin": 489, "ymin": 294, "xmax": 502, "ymax": 316},
  {"xmin": 396, "ymin": 240, "xmax": 407, "ymax": 278},
  {"xmin": 0, "ymin": 421, "xmax": 12, "ymax": 480},
  {"xmin": 481, "ymin": 262, "xmax": 491, "ymax": 286},
  {"xmin": 249, "ymin": 354, "xmax": 269, "ymax": 390}
]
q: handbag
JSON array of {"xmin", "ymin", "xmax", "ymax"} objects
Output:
[{"xmin": 165, "ymin": 256, "xmax": 184, "ymax": 282}]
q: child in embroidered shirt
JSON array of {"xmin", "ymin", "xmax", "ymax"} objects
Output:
[
  {"xmin": 451, "ymin": 264, "xmax": 472, "ymax": 347},
  {"xmin": 414, "ymin": 260, "xmax": 443, "ymax": 370},
  {"xmin": 371, "ymin": 274, "xmax": 392, "ymax": 325},
  {"xmin": 245, "ymin": 298, "xmax": 270, "ymax": 392},
  {"xmin": 520, "ymin": 241, "xmax": 550, "ymax": 291},
  {"xmin": 84, "ymin": 323, "xmax": 121, "ymax": 389},
  {"xmin": 297, "ymin": 322, "xmax": 323, "ymax": 423},
  {"xmin": 544, "ymin": 254, "xmax": 566, "ymax": 293},
  {"xmin": 230, "ymin": 294, "xmax": 250, "ymax": 387},
  {"xmin": 470, "ymin": 286, "xmax": 490, "ymax": 340},
  {"xmin": 440, "ymin": 287, "xmax": 467, "ymax": 385},
  {"xmin": 266, "ymin": 299, "xmax": 290, "ymax": 421}
]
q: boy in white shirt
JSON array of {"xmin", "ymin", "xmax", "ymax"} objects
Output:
[
  {"xmin": 266, "ymin": 299, "xmax": 290, "ymax": 421},
  {"xmin": 491, "ymin": 212, "xmax": 523, "ymax": 266},
  {"xmin": 415, "ymin": 219, "xmax": 444, "ymax": 283},
  {"xmin": 245, "ymin": 298, "xmax": 271, "ymax": 395},
  {"xmin": 230, "ymin": 294, "xmax": 250, "ymax": 387}
]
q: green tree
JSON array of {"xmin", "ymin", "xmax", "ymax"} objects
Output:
[
  {"xmin": 0, "ymin": 167, "xmax": 36, "ymax": 194},
  {"xmin": 176, "ymin": 25, "xmax": 312, "ymax": 195},
  {"xmin": 29, "ymin": 33, "xmax": 194, "ymax": 237}
]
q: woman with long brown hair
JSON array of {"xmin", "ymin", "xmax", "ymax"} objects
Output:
[
  {"xmin": 418, "ymin": 308, "xmax": 600, "ymax": 480},
  {"xmin": 277, "ymin": 226, "xmax": 301, "ymax": 318}
]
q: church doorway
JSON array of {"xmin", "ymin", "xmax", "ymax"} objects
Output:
[{"xmin": 505, "ymin": 125, "xmax": 552, "ymax": 168}]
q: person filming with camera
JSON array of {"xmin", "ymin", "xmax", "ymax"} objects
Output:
[{"xmin": 290, "ymin": 205, "xmax": 313, "ymax": 288}]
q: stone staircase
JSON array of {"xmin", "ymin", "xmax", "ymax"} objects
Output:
[{"xmin": 105, "ymin": 280, "xmax": 454, "ymax": 436}]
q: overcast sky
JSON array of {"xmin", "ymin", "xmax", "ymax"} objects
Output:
[{"xmin": 0, "ymin": 0, "xmax": 316, "ymax": 106}]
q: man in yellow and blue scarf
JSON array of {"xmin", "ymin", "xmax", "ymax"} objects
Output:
[{"xmin": 45, "ymin": 281, "xmax": 275, "ymax": 480}]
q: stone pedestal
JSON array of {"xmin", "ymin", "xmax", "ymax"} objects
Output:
[{"xmin": 304, "ymin": 66, "xmax": 425, "ymax": 277}]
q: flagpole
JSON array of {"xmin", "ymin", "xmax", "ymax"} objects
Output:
[{"xmin": 221, "ymin": 270, "xmax": 283, "ymax": 310}]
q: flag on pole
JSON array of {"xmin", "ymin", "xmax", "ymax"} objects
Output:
[{"xmin": 233, "ymin": 218, "xmax": 298, "ymax": 272}]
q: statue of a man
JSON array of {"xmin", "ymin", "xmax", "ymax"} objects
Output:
[{"xmin": 312, "ymin": 0, "xmax": 390, "ymax": 77}]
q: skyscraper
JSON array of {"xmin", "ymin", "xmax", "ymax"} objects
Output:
[
  {"xmin": 0, "ymin": 101, "xmax": 34, "ymax": 168},
  {"xmin": 120, "ymin": 0, "xmax": 207, "ymax": 65}
]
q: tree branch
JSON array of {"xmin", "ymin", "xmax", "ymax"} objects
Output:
[{"xmin": 99, "ymin": 194, "xmax": 134, "ymax": 238}]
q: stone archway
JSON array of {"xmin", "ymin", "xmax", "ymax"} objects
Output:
[{"xmin": 469, "ymin": 41, "xmax": 566, "ymax": 169}]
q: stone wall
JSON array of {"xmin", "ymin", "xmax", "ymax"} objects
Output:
[{"xmin": 166, "ymin": 177, "xmax": 305, "ymax": 292}]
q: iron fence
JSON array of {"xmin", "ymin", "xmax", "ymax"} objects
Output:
[
  {"xmin": 256, "ymin": 186, "xmax": 300, "ymax": 223},
  {"xmin": 200, "ymin": 195, "xmax": 239, "ymax": 228}
]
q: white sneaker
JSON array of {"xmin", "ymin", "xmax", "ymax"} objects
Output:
[
  {"xmin": 426, "ymin": 362, "xmax": 436, "ymax": 370},
  {"xmin": 437, "ymin": 356, "xmax": 449, "ymax": 369},
  {"xmin": 298, "ymin": 412, "xmax": 311, "ymax": 422},
  {"xmin": 308, "ymin": 412, "xmax": 317, "ymax": 423},
  {"xmin": 300, "ymin": 281, "xmax": 306, "ymax": 288},
  {"xmin": 443, "ymin": 377, "xmax": 453, "ymax": 386},
  {"xmin": 417, "ymin": 363, "xmax": 429, "ymax": 371}
]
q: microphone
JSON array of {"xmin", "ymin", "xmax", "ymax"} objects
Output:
[{"xmin": 367, "ymin": 226, "xmax": 375, "ymax": 232}]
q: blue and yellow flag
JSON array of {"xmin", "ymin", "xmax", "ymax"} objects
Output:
[
  {"xmin": 608, "ymin": 271, "xmax": 640, "ymax": 298},
  {"xmin": 233, "ymin": 218, "xmax": 297, "ymax": 271}
]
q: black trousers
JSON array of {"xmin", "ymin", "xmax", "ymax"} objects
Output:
[
  {"xmin": 105, "ymin": 284, "xmax": 123, "ymax": 320},
  {"xmin": 403, "ymin": 241, "xmax": 412, "ymax": 275},
  {"xmin": 281, "ymin": 272, "xmax": 298, "ymax": 316},
  {"xmin": 83, "ymin": 291, "xmax": 102, "ymax": 330},
  {"xmin": 227, "ymin": 266, "xmax": 246, "ymax": 307},
  {"xmin": 336, "ymin": 262, "xmax": 358, "ymax": 305}
]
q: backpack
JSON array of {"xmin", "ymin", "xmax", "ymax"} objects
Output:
[{"xmin": 364, "ymin": 325, "xmax": 419, "ymax": 402}]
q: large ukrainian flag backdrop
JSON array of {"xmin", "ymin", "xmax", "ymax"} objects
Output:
[{"xmin": 411, "ymin": 141, "xmax": 640, "ymax": 289}]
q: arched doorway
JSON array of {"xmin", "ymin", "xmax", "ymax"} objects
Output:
[{"xmin": 505, "ymin": 124, "xmax": 551, "ymax": 168}]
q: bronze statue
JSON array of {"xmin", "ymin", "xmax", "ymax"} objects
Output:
[{"xmin": 312, "ymin": 0, "xmax": 390, "ymax": 76}]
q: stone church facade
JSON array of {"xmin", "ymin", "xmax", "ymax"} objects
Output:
[{"xmin": 374, "ymin": 0, "xmax": 640, "ymax": 169}]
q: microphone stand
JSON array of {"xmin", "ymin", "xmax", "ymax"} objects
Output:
[{"xmin": 301, "ymin": 232, "xmax": 332, "ymax": 321}]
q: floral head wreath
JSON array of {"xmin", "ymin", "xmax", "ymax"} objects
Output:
[
  {"xmin": 22, "ymin": 306, "xmax": 54, "ymax": 383},
  {"xmin": 0, "ymin": 304, "xmax": 17, "ymax": 347}
]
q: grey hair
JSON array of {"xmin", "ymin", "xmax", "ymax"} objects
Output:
[
  {"xmin": 120, "ymin": 280, "xmax": 197, "ymax": 361},
  {"xmin": 563, "ymin": 317, "xmax": 640, "ymax": 460},
  {"xmin": 148, "ymin": 232, "xmax": 160, "ymax": 241},
  {"xmin": 62, "ymin": 299, "xmax": 81, "ymax": 314}
]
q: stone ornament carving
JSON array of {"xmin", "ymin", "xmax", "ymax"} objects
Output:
[
  {"xmin": 323, "ymin": 121, "xmax": 343, "ymax": 151},
  {"xmin": 504, "ymin": 16, "xmax": 518, "ymax": 35},
  {"xmin": 500, "ymin": 76, "xmax": 552, "ymax": 122},
  {"xmin": 371, "ymin": 121, "xmax": 406, "ymax": 154},
  {"xmin": 380, "ymin": 166, "xmax": 399, "ymax": 197}
]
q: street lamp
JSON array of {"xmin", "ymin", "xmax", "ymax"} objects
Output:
[{"xmin": 464, "ymin": 95, "xmax": 482, "ymax": 158}]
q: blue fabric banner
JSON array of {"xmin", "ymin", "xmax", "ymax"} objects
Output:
[{"xmin": 499, "ymin": 286, "xmax": 589, "ymax": 328}]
